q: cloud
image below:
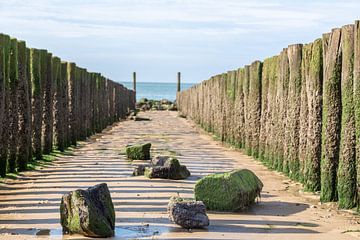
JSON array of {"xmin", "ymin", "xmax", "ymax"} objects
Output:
[{"xmin": 0, "ymin": 0, "xmax": 359, "ymax": 83}]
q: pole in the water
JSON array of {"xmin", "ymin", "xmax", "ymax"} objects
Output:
[
  {"xmin": 133, "ymin": 71, "xmax": 136, "ymax": 92},
  {"xmin": 177, "ymin": 72, "xmax": 181, "ymax": 92}
]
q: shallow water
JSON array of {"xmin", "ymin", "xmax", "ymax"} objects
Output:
[
  {"xmin": 120, "ymin": 81, "xmax": 194, "ymax": 101},
  {"xmin": 8, "ymin": 226, "xmax": 166, "ymax": 239}
]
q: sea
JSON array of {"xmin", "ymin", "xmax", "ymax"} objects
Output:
[{"xmin": 120, "ymin": 82, "xmax": 195, "ymax": 101}]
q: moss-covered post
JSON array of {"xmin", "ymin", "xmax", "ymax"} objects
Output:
[
  {"xmin": 259, "ymin": 59, "xmax": 270, "ymax": 162},
  {"xmin": 26, "ymin": 48, "xmax": 32, "ymax": 162},
  {"xmin": 274, "ymin": 49, "xmax": 289, "ymax": 172},
  {"xmin": 53, "ymin": 57, "xmax": 64, "ymax": 151},
  {"xmin": 243, "ymin": 66, "xmax": 251, "ymax": 154},
  {"xmin": 7, "ymin": 38, "xmax": 19, "ymax": 173},
  {"xmin": 321, "ymin": 29, "xmax": 342, "ymax": 202},
  {"xmin": 17, "ymin": 41, "xmax": 31, "ymax": 171},
  {"xmin": 31, "ymin": 49, "xmax": 42, "ymax": 160},
  {"xmin": 302, "ymin": 39, "xmax": 323, "ymax": 192},
  {"xmin": 67, "ymin": 62, "xmax": 77, "ymax": 146},
  {"xmin": 265, "ymin": 56, "xmax": 278, "ymax": 167},
  {"xmin": 354, "ymin": 21, "xmax": 360, "ymax": 207},
  {"xmin": 0, "ymin": 34, "xmax": 10, "ymax": 177},
  {"xmin": 299, "ymin": 44, "xmax": 310, "ymax": 182},
  {"xmin": 249, "ymin": 61, "xmax": 262, "ymax": 158},
  {"xmin": 285, "ymin": 44, "xmax": 302, "ymax": 180},
  {"xmin": 337, "ymin": 24, "xmax": 357, "ymax": 209},
  {"xmin": 60, "ymin": 62, "xmax": 70, "ymax": 148},
  {"xmin": 235, "ymin": 68, "xmax": 245, "ymax": 148},
  {"xmin": 39, "ymin": 49, "xmax": 48, "ymax": 155},
  {"xmin": 42, "ymin": 52, "xmax": 54, "ymax": 154}
]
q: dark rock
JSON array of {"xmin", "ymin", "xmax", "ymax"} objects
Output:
[
  {"xmin": 168, "ymin": 196, "xmax": 209, "ymax": 229},
  {"xmin": 144, "ymin": 158, "xmax": 190, "ymax": 180},
  {"xmin": 133, "ymin": 164, "xmax": 147, "ymax": 176},
  {"xmin": 194, "ymin": 169, "xmax": 263, "ymax": 211},
  {"xmin": 151, "ymin": 155, "xmax": 170, "ymax": 166},
  {"xmin": 168, "ymin": 104, "xmax": 177, "ymax": 111},
  {"xmin": 133, "ymin": 116, "xmax": 151, "ymax": 121},
  {"xmin": 60, "ymin": 183, "xmax": 115, "ymax": 238},
  {"xmin": 126, "ymin": 143, "xmax": 151, "ymax": 160},
  {"xmin": 138, "ymin": 98, "xmax": 148, "ymax": 103},
  {"xmin": 36, "ymin": 229, "xmax": 50, "ymax": 236}
]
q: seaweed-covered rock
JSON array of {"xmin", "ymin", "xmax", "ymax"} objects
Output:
[
  {"xmin": 136, "ymin": 98, "xmax": 176, "ymax": 112},
  {"xmin": 133, "ymin": 164, "xmax": 147, "ymax": 176},
  {"xmin": 194, "ymin": 169, "xmax": 263, "ymax": 211},
  {"xmin": 144, "ymin": 158, "xmax": 190, "ymax": 180},
  {"xmin": 60, "ymin": 183, "xmax": 115, "ymax": 237},
  {"xmin": 126, "ymin": 143, "xmax": 151, "ymax": 160},
  {"xmin": 151, "ymin": 155, "xmax": 170, "ymax": 166},
  {"xmin": 168, "ymin": 197, "xmax": 209, "ymax": 229}
]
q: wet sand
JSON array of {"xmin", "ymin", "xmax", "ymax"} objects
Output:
[{"xmin": 0, "ymin": 111, "xmax": 359, "ymax": 239}]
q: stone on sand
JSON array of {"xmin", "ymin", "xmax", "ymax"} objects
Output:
[
  {"xmin": 144, "ymin": 158, "xmax": 190, "ymax": 180},
  {"xmin": 168, "ymin": 196, "xmax": 209, "ymax": 229},
  {"xmin": 60, "ymin": 183, "xmax": 115, "ymax": 238},
  {"xmin": 126, "ymin": 143, "xmax": 151, "ymax": 160},
  {"xmin": 194, "ymin": 169, "xmax": 263, "ymax": 211}
]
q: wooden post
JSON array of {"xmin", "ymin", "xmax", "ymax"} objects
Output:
[
  {"xmin": 133, "ymin": 72, "xmax": 136, "ymax": 92},
  {"xmin": 177, "ymin": 72, "xmax": 181, "ymax": 92}
]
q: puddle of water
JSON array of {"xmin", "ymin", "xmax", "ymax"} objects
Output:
[
  {"xmin": 28, "ymin": 225, "xmax": 167, "ymax": 239},
  {"xmin": 1, "ymin": 224, "xmax": 196, "ymax": 239}
]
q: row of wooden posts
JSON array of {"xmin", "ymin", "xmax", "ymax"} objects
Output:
[
  {"xmin": 177, "ymin": 20, "xmax": 360, "ymax": 209},
  {"xmin": 0, "ymin": 34, "xmax": 135, "ymax": 177}
]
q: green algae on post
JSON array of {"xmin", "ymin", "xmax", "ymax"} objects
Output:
[
  {"xmin": 320, "ymin": 29, "xmax": 342, "ymax": 203},
  {"xmin": 31, "ymin": 48, "xmax": 43, "ymax": 160},
  {"xmin": 17, "ymin": 40, "xmax": 31, "ymax": 171},
  {"xmin": 302, "ymin": 39, "xmax": 323, "ymax": 192},
  {"xmin": 0, "ymin": 34, "xmax": 10, "ymax": 177},
  {"xmin": 7, "ymin": 38, "xmax": 19, "ymax": 173},
  {"xmin": 285, "ymin": 44, "xmax": 302, "ymax": 181},
  {"xmin": 337, "ymin": 24, "xmax": 357, "ymax": 209}
]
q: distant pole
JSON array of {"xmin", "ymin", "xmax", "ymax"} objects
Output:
[
  {"xmin": 177, "ymin": 72, "xmax": 181, "ymax": 92},
  {"xmin": 133, "ymin": 71, "xmax": 136, "ymax": 92}
]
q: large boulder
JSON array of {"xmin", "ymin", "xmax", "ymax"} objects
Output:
[
  {"xmin": 144, "ymin": 158, "xmax": 190, "ymax": 180},
  {"xmin": 60, "ymin": 183, "xmax": 115, "ymax": 237},
  {"xmin": 126, "ymin": 143, "xmax": 151, "ymax": 160},
  {"xmin": 194, "ymin": 169, "xmax": 263, "ymax": 211},
  {"xmin": 168, "ymin": 197, "xmax": 209, "ymax": 229}
]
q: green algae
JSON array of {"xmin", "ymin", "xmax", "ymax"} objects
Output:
[{"xmin": 194, "ymin": 169, "xmax": 263, "ymax": 211}]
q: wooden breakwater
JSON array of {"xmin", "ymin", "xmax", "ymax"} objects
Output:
[
  {"xmin": 177, "ymin": 21, "xmax": 360, "ymax": 209},
  {"xmin": 0, "ymin": 34, "xmax": 135, "ymax": 177}
]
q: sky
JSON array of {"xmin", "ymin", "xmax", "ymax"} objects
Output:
[{"xmin": 0, "ymin": 0, "xmax": 359, "ymax": 83}]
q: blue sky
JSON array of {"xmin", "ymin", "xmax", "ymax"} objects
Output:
[{"xmin": 0, "ymin": 0, "xmax": 359, "ymax": 83}]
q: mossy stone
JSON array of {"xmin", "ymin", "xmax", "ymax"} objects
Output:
[
  {"xmin": 144, "ymin": 158, "xmax": 190, "ymax": 180},
  {"xmin": 194, "ymin": 169, "xmax": 263, "ymax": 211},
  {"xmin": 60, "ymin": 183, "xmax": 115, "ymax": 238},
  {"xmin": 126, "ymin": 143, "xmax": 151, "ymax": 160}
]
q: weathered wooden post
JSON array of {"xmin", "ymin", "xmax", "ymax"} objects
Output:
[
  {"xmin": 0, "ymin": 34, "xmax": 10, "ymax": 177},
  {"xmin": 177, "ymin": 72, "xmax": 181, "ymax": 92},
  {"xmin": 42, "ymin": 52, "xmax": 54, "ymax": 154},
  {"xmin": 133, "ymin": 71, "xmax": 136, "ymax": 93},
  {"xmin": 321, "ymin": 29, "xmax": 342, "ymax": 203},
  {"xmin": 8, "ymin": 38, "xmax": 19, "ymax": 173},
  {"xmin": 337, "ymin": 24, "xmax": 357, "ymax": 209},
  {"xmin": 17, "ymin": 40, "xmax": 31, "ymax": 171}
]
